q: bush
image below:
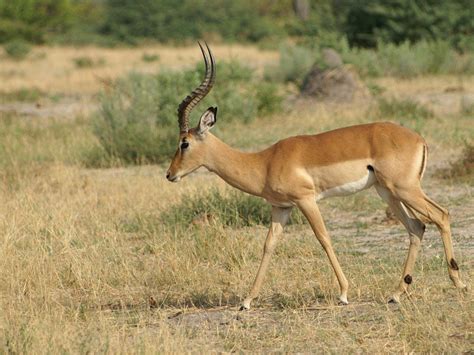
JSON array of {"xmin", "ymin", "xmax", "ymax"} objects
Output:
[
  {"xmin": 254, "ymin": 82, "xmax": 283, "ymax": 116},
  {"xmin": 161, "ymin": 188, "xmax": 304, "ymax": 228},
  {"xmin": 343, "ymin": 40, "xmax": 474, "ymax": 78},
  {"xmin": 142, "ymin": 53, "xmax": 160, "ymax": 62},
  {"xmin": 0, "ymin": 0, "xmax": 73, "ymax": 43},
  {"xmin": 265, "ymin": 44, "xmax": 316, "ymax": 86},
  {"xmin": 376, "ymin": 97, "xmax": 433, "ymax": 133},
  {"xmin": 377, "ymin": 97, "xmax": 434, "ymax": 120},
  {"xmin": 343, "ymin": 0, "xmax": 474, "ymax": 50},
  {"xmin": 269, "ymin": 40, "xmax": 474, "ymax": 80},
  {"xmin": 93, "ymin": 60, "xmax": 283, "ymax": 165},
  {"xmin": 4, "ymin": 39, "xmax": 31, "ymax": 60},
  {"xmin": 73, "ymin": 56, "xmax": 106, "ymax": 68},
  {"xmin": 101, "ymin": 0, "xmax": 280, "ymax": 43}
]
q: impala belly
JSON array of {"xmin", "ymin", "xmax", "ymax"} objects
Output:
[
  {"xmin": 306, "ymin": 159, "xmax": 376, "ymax": 201},
  {"xmin": 316, "ymin": 169, "xmax": 376, "ymax": 201}
]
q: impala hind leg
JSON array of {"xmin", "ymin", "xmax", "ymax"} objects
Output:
[
  {"xmin": 393, "ymin": 187, "xmax": 466, "ymax": 290},
  {"xmin": 375, "ymin": 185, "xmax": 426, "ymax": 303},
  {"xmin": 240, "ymin": 206, "xmax": 292, "ymax": 311},
  {"xmin": 297, "ymin": 198, "xmax": 349, "ymax": 305}
]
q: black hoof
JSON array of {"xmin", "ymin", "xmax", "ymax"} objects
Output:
[{"xmin": 239, "ymin": 305, "xmax": 249, "ymax": 311}]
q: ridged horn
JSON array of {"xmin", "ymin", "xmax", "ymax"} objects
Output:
[{"xmin": 177, "ymin": 42, "xmax": 216, "ymax": 133}]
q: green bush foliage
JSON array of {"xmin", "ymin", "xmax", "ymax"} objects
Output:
[
  {"xmin": 3, "ymin": 39, "xmax": 31, "ymax": 60},
  {"xmin": 93, "ymin": 60, "xmax": 282, "ymax": 165},
  {"xmin": 377, "ymin": 97, "xmax": 434, "ymax": 120},
  {"xmin": 265, "ymin": 40, "xmax": 474, "ymax": 86},
  {"xmin": 161, "ymin": 188, "xmax": 304, "ymax": 228},
  {"xmin": 343, "ymin": 40, "xmax": 474, "ymax": 77},
  {"xmin": 73, "ymin": 56, "xmax": 106, "ymax": 68},
  {"xmin": 342, "ymin": 0, "xmax": 473, "ymax": 51},
  {"xmin": 0, "ymin": 0, "xmax": 73, "ymax": 43},
  {"xmin": 142, "ymin": 53, "xmax": 160, "ymax": 62},
  {"xmin": 101, "ymin": 0, "xmax": 473, "ymax": 52},
  {"xmin": 1, "ymin": 0, "xmax": 472, "ymax": 57},
  {"xmin": 375, "ymin": 97, "xmax": 434, "ymax": 133},
  {"xmin": 265, "ymin": 44, "xmax": 316, "ymax": 86},
  {"xmin": 101, "ymin": 0, "xmax": 279, "ymax": 43}
]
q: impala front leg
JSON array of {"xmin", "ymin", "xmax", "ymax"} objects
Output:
[
  {"xmin": 240, "ymin": 206, "xmax": 292, "ymax": 311},
  {"xmin": 297, "ymin": 198, "xmax": 349, "ymax": 305}
]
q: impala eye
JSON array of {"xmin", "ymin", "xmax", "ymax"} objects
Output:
[{"xmin": 180, "ymin": 141, "xmax": 189, "ymax": 150}]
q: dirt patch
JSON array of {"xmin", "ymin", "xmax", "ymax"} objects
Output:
[
  {"xmin": 0, "ymin": 96, "xmax": 98, "ymax": 119},
  {"xmin": 166, "ymin": 302, "xmax": 380, "ymax": 329}
]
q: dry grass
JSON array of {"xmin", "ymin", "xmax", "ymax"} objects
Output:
[
  {"xmin": 0, "ymin": 45, "xmax": 278, "ymax": 95},
  {"xmin": 0, "ymin": 45, "xmax": 473, "ymax": 353},
  {"xmin": 0, "ymin": 161, "xmax": 472, "ymax": 352}
]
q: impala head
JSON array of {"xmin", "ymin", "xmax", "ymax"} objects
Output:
[{"xmin": 166, "ymin": 42, "xmax": 217, "ymax": 182}]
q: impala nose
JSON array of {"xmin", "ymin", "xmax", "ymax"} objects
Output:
[{"xmin": 166, "ymin": 171, "xmax": 171, "ymax": 180}]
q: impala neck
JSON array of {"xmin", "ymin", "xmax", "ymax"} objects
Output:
[{"xmin": 203, "ymin": 134, "xmax": 269, "ymax": 196}]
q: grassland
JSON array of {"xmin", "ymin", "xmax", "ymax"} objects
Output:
[{"xmin": 0, "ymin": 45, "xmax": 473, "ymax": 353}]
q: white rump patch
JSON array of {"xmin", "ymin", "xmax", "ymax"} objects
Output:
[{"xmin": 316, "ymin": 170, "xmax": 376, "ymax": 201}]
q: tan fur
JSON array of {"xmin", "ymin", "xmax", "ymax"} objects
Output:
[{"xmin": 167, "ymin": 121, "xmax": 466, "ymax": 309}]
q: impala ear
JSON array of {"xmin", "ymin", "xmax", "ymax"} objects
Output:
[{"xmin": 197, "ymin": 107, "xmax": 217, "ymax": 135}]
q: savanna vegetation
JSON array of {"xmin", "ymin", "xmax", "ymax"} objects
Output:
[{"xmin": 0, "ymin": 0, "xmax": 473, "ymax": 353}]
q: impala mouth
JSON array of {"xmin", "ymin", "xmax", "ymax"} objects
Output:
[{"xmin": 166, "ymin": 172, "xmax": 181, "ymax": 182}]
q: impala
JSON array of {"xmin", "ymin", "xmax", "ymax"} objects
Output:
[{"xmin": 166, "ymin": 43, "xmax": 466, "ymax": 310}]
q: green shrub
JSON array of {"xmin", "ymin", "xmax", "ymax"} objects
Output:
[
  {"xmin": 254, "ymin": 82, "xmax": 283, "ymax": 116},
  {"xmin": 92, "ymin": 60, "xmax": 283, "ymax": 165},
  {"xmin": 142, "ymin": 53, "xmax": 160, "ymax": 62},
  {"xmin": 4, "ymin": 39, "xmax": 31, "ymax": 60},
  {"xmin": 101, "ymin": 0, "xmax": 280, "ymax": 43},
  {"xmin": 343, "ymin": 40, "xmax": 474, "ymax": 78},
  {"xmin": 376, "ymin": 97, "xmax": 433, "ymax": 133},
  {"xmin": 377, "ymin": 41, "xmax": 454, "ymax": 78},
  {"xmin": 161, "ymin": 188, "xmax": 304, "ymax": 228},
  {"xmin": 0, "ymin": 0, "xmax": 73, "ymax": 43},
  {"xmin": 73, "ymin": 56, "xmax": 105, "ymax": 68},
  {"xmin": 265, "ymin": 40, "xmax": 474, "ymax": 86},
  {"xmin": 265, "ymin": 44, "xmax": 316, "ymax": 86},
  {"xmin": 377, "ymin": 97, "xmax": 433, "ymax": 120},
  {"xmin": 343, "ymin": 0, "xmax": 473, "ymax": 50}
]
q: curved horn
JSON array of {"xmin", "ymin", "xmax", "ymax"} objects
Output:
[{"xmin": 177, "ymin": 42, "xmax": 216, "ymax": 133}]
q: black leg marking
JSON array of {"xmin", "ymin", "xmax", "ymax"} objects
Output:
[
  {"xmin": 367, "ymin": 165, "xmax": 374, "ymax": 171},
  {"xmin": 450, "ymin": 258, "xmax": 459, "ymax": 270},
  {"xmin": 404, "ymin": 274, "xmax": 413, "ymax": 284}
]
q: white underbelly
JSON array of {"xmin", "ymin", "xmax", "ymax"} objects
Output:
[{"xmin": 316, "ymin": 170, "xmax": 376, "ymax": 201}]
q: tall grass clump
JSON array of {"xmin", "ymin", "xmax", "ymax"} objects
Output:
[
  {"xmin": 161, "ymin": 188, "xmax": 304, "ymax": 229},
  {"xmin": 377, "ymin": 97, "xmax": 434, "ymax": 120},
  {"xmin": 93, "ymin": 60, "xmax": 282, "ymax": 165},
  {"xmin": 375, "ymin": 97, "xmax": 434, "ymax": 133}
]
